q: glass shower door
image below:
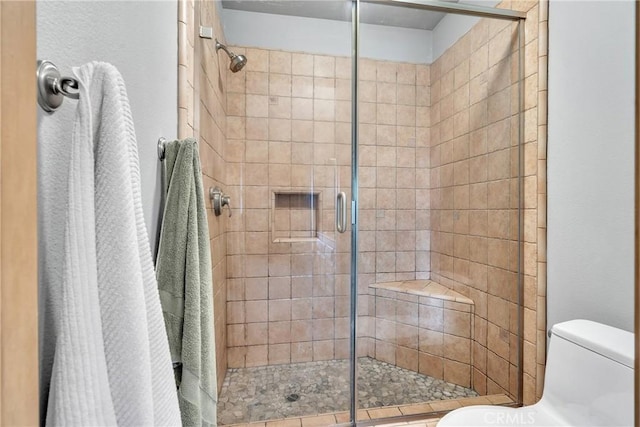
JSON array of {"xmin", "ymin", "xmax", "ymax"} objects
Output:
[
  {"xmin": 212, "ymin": 0, "xmax": 526, "ymax": 424},
  {"xmin": 214, "ymin": 1, "xmax": 357, "ymax": 424},
  {"xmin": 354, "ymin": 0, "xmax": 525, "ymax": 423}
]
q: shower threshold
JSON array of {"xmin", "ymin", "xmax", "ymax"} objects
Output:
[{"xmin": 217, "ymin": 357, "xmax": 477, "ymax": 425}]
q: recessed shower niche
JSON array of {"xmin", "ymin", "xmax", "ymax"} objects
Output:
[{"xmin": 272, "ymin": 191, "xmax": 321, "ymax": 243}]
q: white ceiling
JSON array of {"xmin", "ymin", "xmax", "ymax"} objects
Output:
[{"xmin": 221, "ymin": 0, "xmax": 449, "ymax": 30}]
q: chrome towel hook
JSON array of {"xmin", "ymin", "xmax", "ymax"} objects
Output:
[
  {"xmin": 157, "ymin": 137, "xmax": 167, "ymax": 160},
  {"xmin": 37, "ymin": 60, "xmax": 80, "ymax": 113}
]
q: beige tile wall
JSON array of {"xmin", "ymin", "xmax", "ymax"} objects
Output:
[
  {"xmin": 528, "ymin": 0, "xmax": 549, "ymax": 404},
  {"xmin": 224, "ymin": 47, "xmax": 353, "ymax": 367},
  {"xmin": 369, "ymin": 286, "xmax": 474, "ymax": 387},
  {"xmin": 223, "ymin": 47, "xmax": 431, "ymax": 368},
  {"xmin": 356, "ymin": 58, "xmax": 432, "ymax": 372},
  {"xmin": 357, "ymin": 58, "xmax": 432, "ymax": 285},
  {"xmin": 427, "ymin": 1, "xmax": 547, "ymax": 404},
  {"xmin": 429, "ymin": 15, "xmax": 521, "ymax": 398},
  {"xmin": 178, "ymin": 0, "xmax": 230, "ymax": 392}
]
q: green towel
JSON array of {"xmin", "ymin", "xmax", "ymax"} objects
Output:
[{"xmin": 156, "ymin": 139, "xmax": 217, "ymax": 427}]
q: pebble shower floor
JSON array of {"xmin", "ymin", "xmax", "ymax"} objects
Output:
[{"xmin": 217, "ymin": 357, "xmax": 477, "ymax": 424}]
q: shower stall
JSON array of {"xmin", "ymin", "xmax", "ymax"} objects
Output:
[{"xmin": 178, "ymin": 0, "xmax": 538, "ymax": 424}]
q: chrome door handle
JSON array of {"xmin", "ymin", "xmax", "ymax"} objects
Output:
[{"xmin": 336, "ymin": 191, "xmax": 347, "ymax": 233}]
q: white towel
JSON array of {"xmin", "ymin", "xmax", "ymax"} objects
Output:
[{"xmin": 43, "ymin": 62, "xmax": 181, "ymax": 426}]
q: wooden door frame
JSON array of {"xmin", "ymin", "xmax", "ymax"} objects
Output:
[{"xmin": 0, "ymin": 1, "xmax": 39, "ymax": 425}]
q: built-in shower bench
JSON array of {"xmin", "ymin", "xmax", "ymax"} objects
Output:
[
  {"xmin": 370, "ymin": 280, "xmax": 474, "ymax": 307},
  {"xmin": 367, "ymin": 280, "xmax": 475, "ymax": 389}
]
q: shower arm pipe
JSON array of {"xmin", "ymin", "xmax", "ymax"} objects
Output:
[
  {"xmin": 361, "ymin": 0, "xmax": 526, "ymax": 20},
  {"xmin": 213, "ymin": 38, "xmax": 247, "ymax": 72},
  {"xmin": 215, "ymin": 40, "xmax": 234, "ymax": 57}
]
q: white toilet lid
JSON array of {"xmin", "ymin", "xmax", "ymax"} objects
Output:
[{"xmin": 551, "ymin": 319, "xmax": 634, "ymax": 369}]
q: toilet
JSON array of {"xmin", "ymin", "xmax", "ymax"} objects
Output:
[{"xmin": 438, "ymin": 319, "xmax": 634, "ymax": 426}]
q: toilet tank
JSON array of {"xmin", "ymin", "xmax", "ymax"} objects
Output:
[{"xmin": 542, "ymin": 319, "xmax": 633, "ymax": 426}]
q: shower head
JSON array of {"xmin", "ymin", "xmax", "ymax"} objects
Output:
[
  {"xmin": 229, "ymin": 54, "xmax": 248, "ymax": 73},
  {"xmin": 215, "ymin": 40, "xmax": 247, "ymax": 73}
]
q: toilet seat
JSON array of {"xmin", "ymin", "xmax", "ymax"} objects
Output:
[{"xmin": 437, "ymin": 403, "xmax": 569, "ymax": 427}]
